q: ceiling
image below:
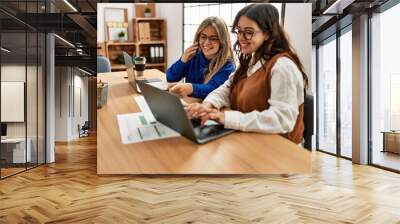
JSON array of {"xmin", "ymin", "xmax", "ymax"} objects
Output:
[
  {"xmin": 0, "ymin": 0, "xmax": 395, "ymax": 73},
  {"xmin": 0, "ymin": 0, "xmax": 98, "ymax": 74},
  {"xmin": 310, "ymin": 0, "xmax": 391, "ymax": 44}
]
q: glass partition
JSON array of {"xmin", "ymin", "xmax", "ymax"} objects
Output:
[
  {"xmin": 1, "ymin": 31, "xmax": 28, "ymax": 178},
  {"xmin": 317, "ymin": 36, "xmax": 337, "ymax": 155},
  {"xmin": 0, "ymin": 0, "xmax": 46, "ymax": 179}
]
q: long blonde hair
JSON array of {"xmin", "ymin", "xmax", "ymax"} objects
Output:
[{"xmin": 193, "ymin": 17, "xmax": 234, "ymax": 83}]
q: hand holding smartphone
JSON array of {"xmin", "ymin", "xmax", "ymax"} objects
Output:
[{"xmin": 181, "ymin": 42, "xmax": 199, "ymax": 63}]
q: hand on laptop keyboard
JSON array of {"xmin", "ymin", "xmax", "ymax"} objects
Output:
[
  {"xmin": 191, "ymin": 119, "xmax": 222, "ymax": 138},
  {"xmin": 199, "ymin": 126, "xmax": 217, "ymax": 137}
]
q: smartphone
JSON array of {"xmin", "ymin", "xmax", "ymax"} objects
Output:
[{"xmin": 143, "ymin": 78, "xmax": 162, "ymax": 83}]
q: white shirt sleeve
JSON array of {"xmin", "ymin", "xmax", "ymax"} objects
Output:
[
  {"xmin": 224, "ymin": 57, "xmax": 304, "ymax": 133},
  {"xmin": 203, "ymin": 74, "xmax": 234, "ymax": 109}
]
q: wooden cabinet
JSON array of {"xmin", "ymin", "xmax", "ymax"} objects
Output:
[
  {"xmin": 105, "ymin": 42, "xmax": 136, "ymax": 71},
  {"xmin": 103, "ymin": 18, "xmax": 167, "ymax": 72},
  {"xmin": 382, "ymin": 131, "xmax": 400, "ymax": 154}
]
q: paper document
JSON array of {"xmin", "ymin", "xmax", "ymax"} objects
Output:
[
  {"xmin": 134, "ymin": 95, "xmax": 156, "ymax": 124},
  {"xmin": 117, "ymin": 113, "xmax": 180, "ymax": 144}
]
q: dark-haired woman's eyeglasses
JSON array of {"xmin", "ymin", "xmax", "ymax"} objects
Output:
[
  {"xmin": 232, "ymin": 28, "xmax": 263, "ymax": 40},
  {"xmin": 199, "ymin": 35, "xmax": 220, "ymax": 44}
]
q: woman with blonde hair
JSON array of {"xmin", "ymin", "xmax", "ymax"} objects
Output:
[{"xmin": 167, "ymin": 16, "xmax": 235, "ymax": 99}]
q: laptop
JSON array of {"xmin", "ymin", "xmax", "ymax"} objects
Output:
[
  {"xmin": 1, "ymin": 123, "xmax": 7, "ymax": 140},
  {"xmin": 122, "ymin": 52, "xmax": 167, "ymax": 93},
  {"xmin": 137, "ymin": 80, "xmax": 235, "ymax": 144}
]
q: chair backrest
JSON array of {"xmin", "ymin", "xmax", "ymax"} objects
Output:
[
  {"xmin": 303, "ymin": 93, "xmax": 314, "ymax": 150},
  {"xmin": 97, "ymin": 56, "xmax": 111, "ymax": 73},
  {"xmin": 82, "ymin": 121, "xmax": 90, "ymax": 129}
]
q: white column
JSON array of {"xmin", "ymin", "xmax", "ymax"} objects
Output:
[
  {"xmin": 46, "ymin": 33, "xmax": 55, "ymax": 163},
  {"xmin": 54, "ymin": 67, "xmax": 73, "ymax": 141},
  {"xmin": 352, "ymin": 14, "xmax": 369, "ymax": 164}
]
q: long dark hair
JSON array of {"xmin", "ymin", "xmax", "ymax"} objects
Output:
[{"xmin": 231, "ymin": 3, "xmax": 308, "ymax": 89}]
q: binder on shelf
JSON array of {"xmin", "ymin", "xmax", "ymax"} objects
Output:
[
  {"xmin": 154, "ymin": 46, "xmax": 158, "ymax": 63},
  {"xmin": 150, "ymin": 46, "xmax": 155, "ymax": 63},
  {"xmin": 153, "ymin": 46, "xmax": 156, "ymax": 63},
  {"xmin": 159, "ymin": 46, "xmax": 164, "ymax": 63}
]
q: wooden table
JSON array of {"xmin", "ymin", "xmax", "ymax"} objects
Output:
[{"xmin": 97, "ymin": 69, "xmax": 311, "ymax": 174}]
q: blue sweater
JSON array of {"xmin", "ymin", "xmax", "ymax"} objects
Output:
[{"xmin": 166, "ymin": 51, "xmax": 235, "ymax": 99}]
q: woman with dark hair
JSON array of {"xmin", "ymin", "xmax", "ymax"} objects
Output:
[
  {"xmin": 166, "ymin": 16, "xmax": 235, "ymax": 99},
  {"xmin": 186, "ymin": 3, "xmax": 308, "ymax": 144}
]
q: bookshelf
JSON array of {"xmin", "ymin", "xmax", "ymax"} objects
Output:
[
  {"xmin": 105, "ymin": 42, "xmax": 136, "ymax": 71},
  {"xmin": 132, "ymin": 18, "xmax": 167, "ymax": 72},
  {"xmin": 102, "ymin": 18, "xmax": 167, "ymax": 72}
]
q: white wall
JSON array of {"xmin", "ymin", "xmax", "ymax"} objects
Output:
[
  {"xmin": 72, "ymin": 74, "xmax": 88, "ymax": 138},
  {"xmin": 54, "ymin": 66, "xmax": 70, "ymax": 141},
  {"xmin": 97, "ymin": 3, "xmax": 183, "ymax": 68},
  {"xmin": 78, "ymin": 75, "xmax": 89, "ymax": 125},
  {"xmin": 54, "ymin": 67, "xmax": 89, "ymax": 141},
  {"xmin": 284, "ymin": 3, "xmax": 312, "ymax": 87},
  {"xmin": 156, "ymin": 3, "xmax": 183, "ymax": 67},
  {"xmin": 97, "ymin": 3, "xmax": 135, "ymax": 43},
  {"xmin": 1, "ymin": 66, "xmax": 32, "ymax": 138},
  {"xmin": 1, "ymin": 65, "xmax": 26, "ymax": 141}
]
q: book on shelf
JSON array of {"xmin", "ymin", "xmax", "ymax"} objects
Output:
[{"xmin": 138, "ymin": 22, "xmax": 151, "ymax": 41}]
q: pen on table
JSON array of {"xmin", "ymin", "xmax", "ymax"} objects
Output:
[
  {"xmin": 137, "ymin": 128, "xmax": 143, "ymax": 139},
  {"xmin": 153, "ymin": 125, "xmax": 161, "ymax": 137}
]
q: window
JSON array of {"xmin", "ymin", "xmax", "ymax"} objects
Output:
[
  {"xmin": 317, "ymin": 36, "xmax": 337, "ymax": 155},
  {"xmin": 370, "ymin": 2, "xmax": 400, "ymax": 171},
  {"xmin": 340, "ymin": 27, "xmax": 352, "ymax": 158},
  {"xmin": 183, "ymin": 3, "xmax": 281, "ymax": 51}
]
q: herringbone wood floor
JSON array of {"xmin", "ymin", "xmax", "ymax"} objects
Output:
[{"xmin": 1, "ymin": 135, "xmax": 400, "ymax": 223}]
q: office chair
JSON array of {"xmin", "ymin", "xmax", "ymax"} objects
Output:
[
  {"xmin": 303, "ymin": 93, "xmax": 314, "ymax": 150},
  {"xmin": 97, "ymin": 56, "xmax": 111, "ymax": 73},
  {"xmin": 79, "ymin": 121, "xmax": 90, "ymax": 138}
]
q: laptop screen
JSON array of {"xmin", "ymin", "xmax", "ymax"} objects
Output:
[
  {"xmin": 123, "ymin": 52, "xmax": 134, "ymax": 69},
  {"xmin": 1, "ymin": 123, "xmax": 7, "ymax": 137}
]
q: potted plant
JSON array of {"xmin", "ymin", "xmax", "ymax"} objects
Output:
[
  {"xmin": 144, "ymin": 7, "xmax": 152, "ymax": 17},
  {"xmin": 117, "ymin": 31, "xmax": 125, "ymax": 41},
  {"xmin": 117, "ymin": 54, "xmax": 125, "ymax": 64},
  {"xmin": 97, "ymin": 80, "xmax": 109, "ymax": 108}
]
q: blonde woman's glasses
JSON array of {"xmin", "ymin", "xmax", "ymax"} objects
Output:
[{"xmin": 199, "ymin": 35, "xmax": 220, "ymax": 44}]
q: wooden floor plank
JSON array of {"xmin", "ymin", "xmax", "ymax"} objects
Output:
[{"xmin": 0, "ymin": 135, "xmax": 400, "ymax": 223}]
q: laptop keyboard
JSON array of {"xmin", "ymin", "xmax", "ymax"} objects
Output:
[{"xmin": 191, "ymin": 119, "xmax": 225, "ymax": 140}]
